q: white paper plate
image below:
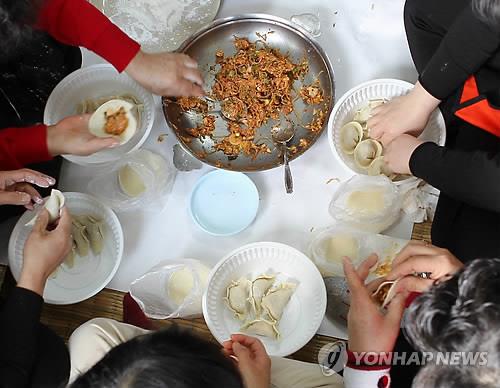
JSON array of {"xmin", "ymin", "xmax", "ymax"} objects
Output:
[
  {"xmin": 8, "ymin": 192, "xmax": 123, "ymax": 305},
  {"xmin": 203, "ymin": 242, "xmax": 326, "ymax": 357},
  {"xmin": 328, "ymin": 78, "xmax": 447, "ymax": 176},
  {"xmin": 44, "ymin": 64, "xmax": 155, "ymax": 165}
]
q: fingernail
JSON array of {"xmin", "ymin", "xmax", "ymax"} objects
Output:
[
  {"xmin": 34, "ymin": 196, "xmax": 44, "ymax": 204},
  {"xmin": 45, "ymin": 177, "xmax": 56, "ymax": 185},
  {"xmin": 108, "ymin": 142, "xmax": 120, "ymax": 148}
]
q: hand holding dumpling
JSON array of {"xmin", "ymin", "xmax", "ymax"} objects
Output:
[{"xmin": 0, "ymin": 169, "xmax": 56, "ymax": 209}]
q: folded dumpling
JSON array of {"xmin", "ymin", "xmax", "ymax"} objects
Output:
[
  {"xmin": 241, "ymin": 319, "xmax": 280, "ymax": 339},
  {"xmin": 26, "ymin": 189, "xmax": 65, "ymax": 226},
  {"xmin": 250, "ymin": 274, "xmax": 276, "ymax": 315},
  {"xmin": 372, "ymin": 279, "xmax": 400, "ymax": 309},
  {"xmin": 261, "ymin": 283, "xmax": 296, "ymax": 321},
  {"xmin": 353, "ymin": 139, "xmax": 383, "ymax": 169},
  {"xmin": 225, "ymin": 277, "xmax": 251, "ymax": 320},
  {"xmin": 74, "ymin": 215, "xmax": 106, "ymax": 255},
  {"xmin": 72, "ymin": 219, "xmax": 90, "ymax": 257},
  {"xmin": 339, "ymin": 121, "xmax": 364, "ymax": 155}
]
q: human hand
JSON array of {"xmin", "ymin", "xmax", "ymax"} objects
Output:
[
  {"xmin": 0, "ymin": 169, "xmax": 56, "ymax": 209},
  {"xmin": 368, "ymin": 81, "xmax": 440, "ymax": 145},
  {"xmin": 222, "ymin": 334, "xmax": 271, "ymax": 388},
  {"xmin": 47, "ymin": 114, "xmax": 120, "ymax": 157},
  {"xmin": 386, "ymin": 241, "xmax": 464, "ymax": 294},
  {"xmin": 344, "ymin": 254, "xmax": 408, "ymax": 354},
  {"xmin": 125, "ymin": 51, "xmax": 204, "ymax": 97},
  {"xmin": 18, "ymin": 207, "xmax": 72, "ymax": 295},
  {"xmin": 383, "ymin": 134, "xmax": 424, "ymax": 175}
]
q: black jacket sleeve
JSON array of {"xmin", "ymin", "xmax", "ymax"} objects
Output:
[
  {"xmin": 419, "ymin": 3, "xmax": 500, "ymax": 100},
  {"xmin": 410, "ymin": 142, "xmax": 500, "ymax": 212},
  {"xmin": 0, "ymin": 287, "xmax": 43, "ymax": 388}
]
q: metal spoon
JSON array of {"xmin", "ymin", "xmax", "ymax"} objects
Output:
[{"xmin": 271, "ymin": 124, "xmax": 295, "ymax": 194}]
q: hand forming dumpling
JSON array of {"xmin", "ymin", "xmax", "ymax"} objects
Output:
[
  {"xmin": 250, "ymin": 274, "xmax": 276, "ymax": 315},
  {"xmin": 26, "ymin": 189, "xmax": 65, "ymax": 226},
  {"xmin": 89, "ymin": 99, "xmax": 138, "ymax": 144},
  {"xmin": 260, "ymin": 283, "xmax": 296, "ymax": 321},
  {"xmin": 340, "ymin": 121, "xmax": 364, "ymax": 155},
  {"xmin": 367, "ymin": 156, "xmax": 395, "ymax": 178},
  {"xmin": 353, "ymin": 139, "xmax": 383, "ymax": 169},
  {"xmin": 241, "ymin": 319, "xmax": 280, "ymax": 339},
  {"xmin": 225, "ymin": 277, "xmax": 251, "ymax": 320}
]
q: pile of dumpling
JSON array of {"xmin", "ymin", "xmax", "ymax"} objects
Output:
[
  {"xmin": 339, "ymin": 99, "xmax": 394, "ymax": 178},
  {"xmin": 225, "ymin": 274, "xmax": 296, "ymax": 339}
]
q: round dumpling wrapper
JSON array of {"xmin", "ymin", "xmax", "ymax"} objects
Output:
[
  {"xmin": 118, "ymin": 164, "xmax": 146, "ymax": 198},
  {"xmin": 89, "ymin": 99, "xmax": 137, "ymax": 144}
]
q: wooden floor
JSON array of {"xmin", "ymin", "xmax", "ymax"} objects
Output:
[{"xmin": 0, "ymin": 222, "xmax": 431, "ymax": 364}]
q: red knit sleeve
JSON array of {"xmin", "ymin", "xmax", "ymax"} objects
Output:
[
  {"xmin": 0, "ymin": 125, "xmax": 52, "ymax": 170},
  {"xmin": 37, "ymin": 0, "xmax": 141, "ymax": 72}
]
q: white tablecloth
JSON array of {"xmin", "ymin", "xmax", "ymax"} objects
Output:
[{"xmin": 1, "ymin": 0, "xmax": 417, "ymax": 339}]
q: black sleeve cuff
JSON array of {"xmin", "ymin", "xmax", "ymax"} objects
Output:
[
  {"xmin": 1, "ymin": 287, "xmax": 43, "ymax": 326},
  {"xmin": 409, "ymin": 141, "xmax": 441, "ymax": 180}
]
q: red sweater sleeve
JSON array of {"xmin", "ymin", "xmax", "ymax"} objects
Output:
[
  {"xmin": 37, "ymin": 0, "xmax": 141, "ymax": 72},
  {"xmin": 0, "ymin": 125, "xmax": 52, "ymax": 170}
]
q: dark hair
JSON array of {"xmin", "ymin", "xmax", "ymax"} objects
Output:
[
  {"xmin": 404, "ymin": 258, "xmax": 500, "ymax": 387},
  {"xmin": 473, "ymin": 0, "xmax": 500, "ymax": 27},
  {"xmin": 0, "ymin": 0, "xmax": 43, "ymax": 56},
  {"xmin": 71, "ymin": 326, "xmax": 244, "ymax": 388}
]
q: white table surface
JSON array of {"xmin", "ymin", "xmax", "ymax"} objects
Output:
[{"xmin": 1, "ymin": 0, "xmax": 417, "ymax": 339}]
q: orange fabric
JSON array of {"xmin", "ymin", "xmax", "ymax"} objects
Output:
[
  {"xmin": 456, "ymin": 75, "xmax": 500, "ymax": 137},
  {"xmin": 460, "ymin": 76, "xmax": 479, "ymax": 103}
]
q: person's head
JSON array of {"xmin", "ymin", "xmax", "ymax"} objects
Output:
[
  {"xmin": 473, "ymin": 0, "xmax": 500, "ymax": 27},
  {"xmin": 404, "ymin": 258, "xmax": 500, "ymax": 387},
  {"xmin": 71, "ymin": 326, "xmax": 244, "ymax": 388},
  {"xmin": 0, "ymin": 0, "xmax": 43, "ymax": 56}
]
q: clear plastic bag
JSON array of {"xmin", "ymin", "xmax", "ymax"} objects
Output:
[
  {"xmin": 87, "ymin": 149, "xmax": 176, "ymax": 212},
  {"xmin": 129, "ymin": 259, "xmax": 211, "ymax": 319},
  {"xmin": 329, "ymin": 175, "xmax": 402, "ymax": 233}
]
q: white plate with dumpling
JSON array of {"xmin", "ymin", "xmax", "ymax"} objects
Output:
[
  {"xmin": 328, "ymin": 78, "xmax": 446, "ymax": 179},
  {"xmin": 8, "ymin": 192, "xmax": 123, "ymax": 304},
  {"xmin": 203, "ymin": 242, "xmax": 326, "ymax": 357}
]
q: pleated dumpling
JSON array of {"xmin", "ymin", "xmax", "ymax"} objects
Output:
[
  {"xmin": 250, "ymin": 274, "xmax": 276, "ymax": 315},
  {"xmin": 353, "ymin": 99, "xmax": 386, "ymax": 123},
  {"xmin": 225, "ymin": 277, "xmax": 251, "ymax": 320},
  {"xmin": 261, "ymin": 283, "xmax": 296, "ymax": 321},
  {"xmin": 340, "ymin": 121, "xmax": 363, "ymax": 155},
  {"xmin": 241, "ymin": 319, "xmax": 280, "ymax": 339},
  {"xmin": 353, "ymin": 139, "xmax": 383, "ymax": 169},
  {"xmin": 367, "ymin": 156, "xmax": 395, "ymax": 179},
  {"xmin": 26, "ymin": 189, "xmax": 65, "ymax": 226},
  {"xmin": 89, "ymin": 99, "xmax": 138, "ymax": 145},
  {"xmin": 72, "ymin": 219, "xmax": 90, "ymax": 257},
  {"xmin": 74, "ymin": 215, "xmax": 106, "ymax": 255}
]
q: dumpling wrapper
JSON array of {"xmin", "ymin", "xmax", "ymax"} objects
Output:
[
  {"xmin": 225, "ymin": 277, "xmax": 251, "ymax": 321},
  {"xmin": 167, "ymin": 264, "xmax": 210, "ymax": 307},
  {"xmin": 26, "ymin": 189, "xmax": 65, "ymax": 226},
  {"xmin": 261, "ymin": 283, "xmax": 296, "ymax": 322},
  {"xmin": 340, "ymin": 121, "xmax": 364, "ymax": 155},
  {"xmin": 372, "ymin": 279, "xmax": 400, "ymax": 308},
  {"xmin": 325, "ymin": 234, "xmax": 359, "ymax": 263},
  {"xmin": 250, "ymin": 274, "xmax": 276, "ymax": 315},
  {"xmin": 346, "ymin": 189, "xmax": 385, "ymax": 216},
  {"xmin": 367, "ymin": 156, "xmax": 395, "ymax": 179},
  {"xmin": 353, "ymin": 139, "xmax": 383, "ymax": 169},
  {"xmin": 72, "ymin": 219, "xmax": 90, "ymax": 257},
  {"xmin": 89, "ymin": 99, "xmax": 137, "ymax": 144},
  {"xmin": 353, "ymin": 99, "xmax": 386, "ymax": 123},
  {"xmin": 118, "ymin": 164, "xmax": 146, "ymax": 198},
  {"xmin": 241, "ymin": 319, "xmax": 280, "ymax": 339}
]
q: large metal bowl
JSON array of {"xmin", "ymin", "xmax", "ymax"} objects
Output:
[{"xmin": 163, "ymin": 14, "xmax": 335, "ymax": 172}]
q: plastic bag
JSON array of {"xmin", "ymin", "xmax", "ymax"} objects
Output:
[
  {"xmin": 309, "ymin": 225, "xmax": 408, "ymax": 278},
  {"xmin": 329, "ymin": 175, "xmax": 403, "ymax": 233},
  {"xmin": 87, "ymin": 149, "xmax": 176, "ymax": 212},
  {"xmin": 129, "ymin": 259, "xmax": 211, "ymax": 319}
]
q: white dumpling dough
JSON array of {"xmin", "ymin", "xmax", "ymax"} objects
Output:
[
  {"xmin": 225, "ymin": 277, "xmax": 251, "ymax": 320},
  {"xmin": 26, "ymin": 189, "xmax": 65, "ymax": 226},
  {"xmin": 168, "ymin": 263, "xmax": 210, "ymax": 307},
  {"xmin": 353, "ymin": 139, "xmax": 383, "ymax": 169},
  {"xmin": 118, "ymin": 164, "xmax": 146, "ymax": 197},
  {"xmin": 325, "ymin": 234, "xmax": 359, "ymax": 263},
  {"xmin": 347, "ymin": 189, "xmax": 385, "ymax": 216},
  {"xmin": 250, "ymin": 274, "xmax": 276, "ymax": 315},
  {"xmin": 340, "ymin": 121, "xmax": 364, "ymax": 155},
  {"xmin": 88, "ymin": 99, "xmax": 137, "ymax": 144},
  {"xmin": 241, "ymin": 319, "xmax": 280, "ymax": 339}
]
